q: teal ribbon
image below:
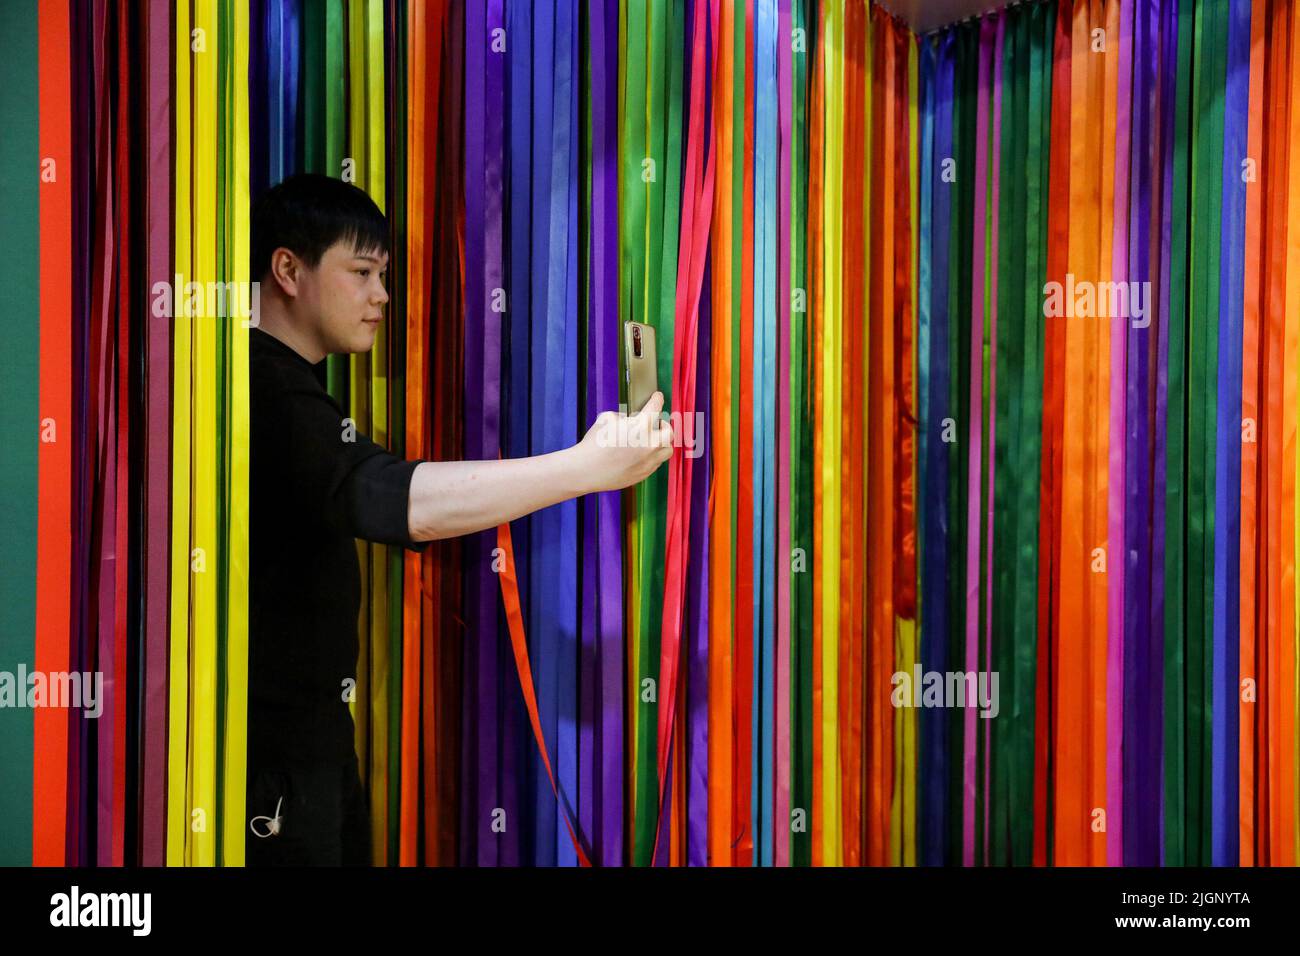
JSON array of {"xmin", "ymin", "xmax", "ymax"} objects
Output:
[{"xmin": 0, "ymin": 0, "xmax": 39, "ymax": 867}]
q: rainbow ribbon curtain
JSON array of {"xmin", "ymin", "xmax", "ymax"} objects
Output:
[{"xmin": 4, "ymin": 0, "xmax": 1300, "ymax": 867}]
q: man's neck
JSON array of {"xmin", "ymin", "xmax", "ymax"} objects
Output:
[{"xmin": 255, "ymin": 309, "xmax": 327, "ymax": 365}]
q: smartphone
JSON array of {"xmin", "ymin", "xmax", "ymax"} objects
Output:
[{"xmin": 623, "ymin": 320, "xmax": 658, "ymax": 414}]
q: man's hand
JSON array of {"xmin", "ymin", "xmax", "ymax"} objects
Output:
[
  {"xmin": 572, "ymin": 391, "xmax": 675, "ymax": 494},
  {"xmin": 406, "ymin": 392, "xmax": 676, "ymax": 542}
]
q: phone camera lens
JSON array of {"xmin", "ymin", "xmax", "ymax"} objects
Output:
[{"xmin": 632, "ymin": 324, "xmax": 642, "ymax": 357}]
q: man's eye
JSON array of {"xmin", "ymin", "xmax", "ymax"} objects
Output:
[{"xmin": 358, "ymin": 269, "xmax": 370, "ymax": 277}]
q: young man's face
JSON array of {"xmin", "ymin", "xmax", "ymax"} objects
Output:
[{"xmin": 295, "ymin": 240, "xmax": 390, "ymax": 355}]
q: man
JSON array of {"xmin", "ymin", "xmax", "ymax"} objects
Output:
[{"xmin": 245, "ymin": 173, "xmax": 672, "ymax": 865}]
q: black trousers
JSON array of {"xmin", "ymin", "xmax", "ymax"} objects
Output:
[{"xmin": 245, "ymin": 751, "xmax": 370, "ymax": 866}]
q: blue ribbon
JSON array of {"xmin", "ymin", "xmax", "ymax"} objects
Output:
[
  {"xmin": 921, "ymin": 31, "xmax": 956, "ymax": 867},
  {"xmin": 552, "ymin": 0, "xmax": 582, "ymax": 869},
  {"xmin": 1212, "ymin": 0, "xmax": 1249, "ymax": 867},
  {"xmin": 753, "ymin": 0, "xmax": 778, "ymax": 868}
]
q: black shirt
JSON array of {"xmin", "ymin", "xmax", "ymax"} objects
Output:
[{"xmin": 249, "ymin": 327, "xmax": 426, "ymax": 768}]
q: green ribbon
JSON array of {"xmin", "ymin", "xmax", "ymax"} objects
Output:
[
  {"xmin": 1018, "ymin": 0, "xmax": 1052, "ymax": 866},
  {"xmin": 975, "ymin": 17, "xmax": 993, "ymax": 867},
  {"xmin": 987, "ymin": 0, "xmax": 1052, "ymax": 869},
  {"xmin": 623, "ymin": 0, "xmax": 654, "ymax": 867},
  {"xmin": 990, "ymin": 6, "xmax": 1022, "ymax": 869},
  {"xmin": 621, "ymin": 0, "xmax": 686, "ymax": 866},
  {"xmin": 1163, "ymin": 0, "xmax": 1194, "ymax": 868},
  {"xmin": 1186, "ymin": 0, "xmax": 1227, "ymax": 866},
  {"xmin": 325, "ymin": 0, "xmax": 348, "ymax": 402},
  {"xmin": 791, "ymin": 0, "xmax": 814, "ymax": 869},
  {"xmin": 299, "ymin": 0, "xmax": 350, "ymax": 400},
  {"xmin": 641, "ymin": 0, "xmax": 683, "ymax": 865}
]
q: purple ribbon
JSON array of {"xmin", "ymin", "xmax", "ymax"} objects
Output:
[
  {"xmin": 921, "ymin": 31, "xmax": 956, "ymax": 867},
  {"xmin": 1212, "ymin": 0, "xmax": 1250, "ymax": 866},
  {"xmin": 501, "ymin": 0, "xmax": 535, "ymax": 868},
  {"xmin": 550, "ymin": 0, "xmax": 582, "ymax": 868},
  {"xmin": 1153, "ymin": 0, "xmax": 1180, "ymax": 865},
  {"xmin": 590, "ymin": 0, "xmax": 625, "ymax": 867},
  {"xmin": 1124, "ymin": 0, "xmax": 1160, "ymax": 867},
  {"xmin": 460, "ymin": 0, "xmax": 508, "ymax": 867}
]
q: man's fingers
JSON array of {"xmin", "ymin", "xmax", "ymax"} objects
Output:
[{"xmin": 640, "ymin": 390, "xmax": 665, "ymax": 421}]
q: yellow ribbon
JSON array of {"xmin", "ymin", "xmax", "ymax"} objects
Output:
[
  {"xmin": 820, "ymin": 0, "xmax": 844, "ymax": 866},
  {"xmin": 224, "ymin": 0, "xmax": 251, "ymax": 868},
  {"xmin": 166, "ymin": 0, "xmax": 194, "ymax": 869}
]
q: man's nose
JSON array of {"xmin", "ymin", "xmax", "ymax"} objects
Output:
[{"xmin": 372, "ymin": 279, "xmax": 389, "ymax": 306}]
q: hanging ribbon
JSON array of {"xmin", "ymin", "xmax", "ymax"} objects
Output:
[
  {"xmin": 1238, "ymin": 0, "xmax": 1264, "ymax": 866},
  {"xmin": 0, "ymin": 0, "xmax": 40, "ymax": 868},
  {"xmin": 733, "ymin": 0, "xmax": 756, "ymax": 870},
  {"xmin": 780, "ymin": 0, "xmax": 811, "ymax": 874},
  {"xmin": 654, "ymin": 0, "xmax": 719, "ymax": 868},
  {"xmin": 496, "ymin": 514, "xmax": 592, "ymax": 866},
  {"xmin": 139, "ymin": 0, "xmax": 172, "ymax": 871},
  {"xmin": 1124, "ymin": 0, "xmax": 1159, "ymax": 867},
  {"xmin": 1213, "ymin": 0, "xmax": 1250, "ymax": 866},
  {"xmin": 706, "ymin": 0, "xmax": 737, "ymax": 867},
  {"xmin": 30, "ymin": 0, "xmax": 75, "ymax": 867},
  {"xmin": 819, "ymin": 0, "xmax": 844, "ymax": 866},
  {"xmin": 589, "ymin": 0, "xmax": 626, "ymax": 869}
]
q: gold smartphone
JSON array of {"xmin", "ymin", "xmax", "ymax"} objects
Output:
[{"xmin": 623, "ymin": 320, "xmax": 658, "ymax": 414}]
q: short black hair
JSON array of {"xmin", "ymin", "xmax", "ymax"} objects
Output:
[{"xmin": 250, "ymin": 172, "xmax": 389, "ymax": 281}]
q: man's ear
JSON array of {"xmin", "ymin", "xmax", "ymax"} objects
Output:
[{"xmin": 268, "ymin": 247, "xmax": 302, "ymax": 298}]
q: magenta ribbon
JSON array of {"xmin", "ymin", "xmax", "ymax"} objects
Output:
[
  {"xmin": 142, "ymin": 0, "xmax": 172, "ymax": 868},
  {"xmin": 1107, "ymin": 0, "xmax": 1135, "ymax": 866},
  {"xmin": 651, "ymin": 0, "xmax": 719, "ymax": 867}
]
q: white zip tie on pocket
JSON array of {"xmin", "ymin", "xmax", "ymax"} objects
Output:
[{"xmin": 249, "ymin": 795, "xmax": 284, "ymax": 838}]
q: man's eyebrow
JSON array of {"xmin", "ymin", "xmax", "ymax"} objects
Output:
[{"xmin": 351, "ymin": 252, "xmax": 389, "ymax": 264}]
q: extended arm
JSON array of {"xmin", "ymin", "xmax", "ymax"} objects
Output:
[{"xmin": 406, "ymin": 391, "xmax": 675, "ymax": 542}]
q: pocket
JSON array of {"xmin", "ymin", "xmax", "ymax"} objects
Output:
[{"xmin": 250, "ymin": 765, "xmax": 292, "ymax": 802}]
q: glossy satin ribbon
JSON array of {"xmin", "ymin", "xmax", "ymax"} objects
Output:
[
  {"xmin": 590, "ymin": 0, "xmax": 625, "ymax": 870},
  {"xmin": 0, "ymin": 0, "xmax": 40, "ymax": 867},
  {"xmin": 463, "ymin": 0, "xmax": 502, "ymax": 866},
  {"xmin": 33, "ymin": 0, "xmax": 75, "ymax": 866},
  {"xmin": 1213, "ymin": 0, "xmax": 1250, "ymax": 866},
  {"xmin": 654, "ymin": 0, "xmax": 719, "ymax": 867},
  {"xmin": 819, "ymin": 0, "xmax": 844, "ymax": 865}
]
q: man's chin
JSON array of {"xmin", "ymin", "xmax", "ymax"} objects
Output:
[{"xmin": 336, "ymin": 327, "xmax": 380, "ymax": 354}]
